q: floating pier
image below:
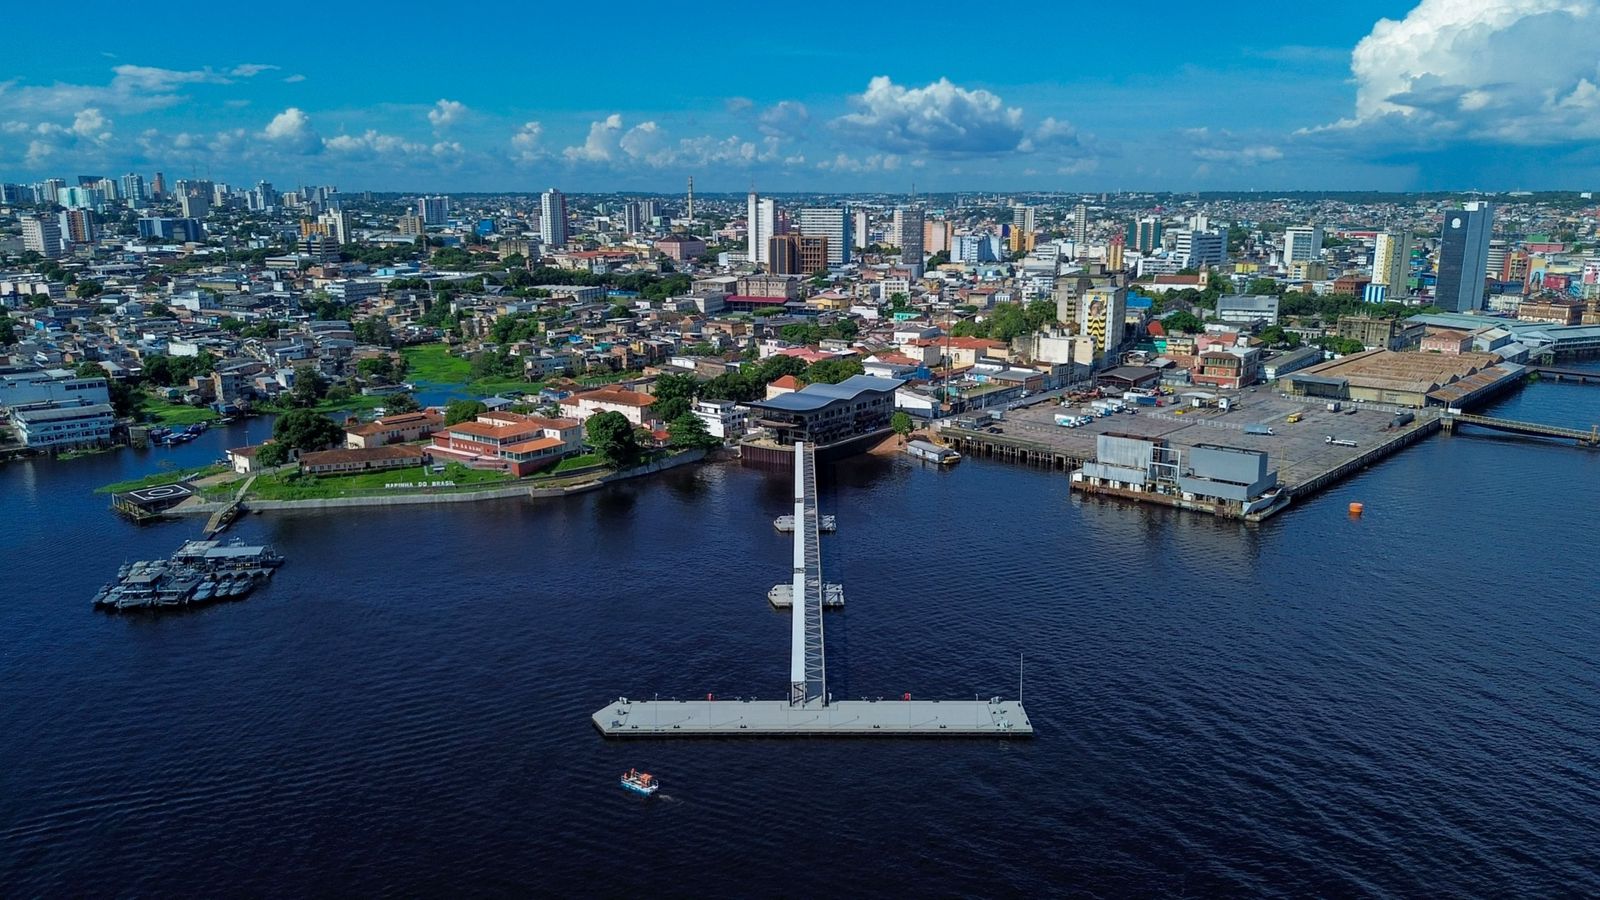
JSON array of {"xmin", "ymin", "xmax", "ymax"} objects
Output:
[
  {"xmin": 773, "ymin": 513, "xmax": 836, "ymax": 533},
  {"xmin": 593, "ymin": 441, "xmax": 1032, "ymax": 738}
]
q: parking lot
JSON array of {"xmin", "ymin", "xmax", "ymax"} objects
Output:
[{"xmin": 978, "ymin": 389, "xmax": 1436, "ymax": 489}]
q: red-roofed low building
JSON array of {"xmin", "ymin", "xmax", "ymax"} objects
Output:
[
  {"xmin": 766, "ymin": 374, "xmax": 802, "ymax": 400},
  {"xmin": 300, "ymin": 444, "xmax": 429, "ymax": 475},
  {"xmin": 559, "ymin": 388, "xmax": 657, "ymax": 425},
  {"xmin": 344, "ymin": 410, "xmax": 444, "ymax": 449},
  {"xmin": 429, "ymin": 411, "xmax": 583, "ymax": 476}
]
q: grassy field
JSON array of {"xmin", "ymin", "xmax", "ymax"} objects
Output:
[
  {"xmin": 402, "ymin": 342, "xmax": 639, "ymax": 398},
  {"xmin": 549, "ymin": 452, "xmax": 603, "ymax": 474},
  {"xmin": 139, "ymin": 395, "xmax": 222, "ymax": 426},
  {"xmin": 97, "ymin": 462, "xmax": 229, "ymax": 494},
  {"xmin": 246, "ymin": 462, "xmax": 513, "ymax": 500}
]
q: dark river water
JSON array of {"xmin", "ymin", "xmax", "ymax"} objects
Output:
[{"xmin": 3, "ymin": 371, "xmax": 1599, "ymax": 896}]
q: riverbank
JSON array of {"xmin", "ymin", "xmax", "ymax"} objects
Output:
[{"xmin": 172, "ymin": 449, "xmax": 708, "ymax": 514}]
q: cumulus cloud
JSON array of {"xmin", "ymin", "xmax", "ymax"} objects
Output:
[
  {"xmin": 229, "ymin": 64, "xmax": 279, "ymax": 77},
  {"xmin": 511, "ymin": 121, "xmax": 544, "ymax": 163},
  {"xmin": 71, "ymin": 108, "xmax": 112, "ymax": 141},
  {"xmin": 564, "ymin": 113, "xmax": 625, "ymax": 162},
  {"xmin": 833, "ymin": 76, "xmax": 1025, "ymax": 154},
  {"xmin": 262, "ymin": 107, "xmax": 321, "ymax": 153},
  {"xmin": 283, "ymin": 74, "xmax": 307, "ymax": 83},
  {"xmin": 725, "ymin": 96, "xmax": 754, "ymax": 113},
  {"xmin": 1307, "ymin": 0, "xmax": 1600, "ymax": 143},
  {"xmin": 758, "ymin": 100, "xmax": 810, "ymax": 137},
  {"xmin": 428, "ymin": 98, "xmax": 467, "ymax": 129}
]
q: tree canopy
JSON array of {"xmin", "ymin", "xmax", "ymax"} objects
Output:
[
  {"xmin": 586, "ymin": 410, "xmax": 641, "ymax": 468},
  {"xmin": 444, "ymin": 399, "xmax": 488, "ymax": 426},
  {"xmin": 271, "ymin": 409, "xmax": 344, "ymax": 454}
]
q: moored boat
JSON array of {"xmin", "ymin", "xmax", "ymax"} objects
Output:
[{"xmin": 620, "ymin": 769, "xmax": 658, "ymax": 796}]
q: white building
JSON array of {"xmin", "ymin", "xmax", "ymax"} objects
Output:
[
  {"xmin": 11, "ymin": 403, "xmax": 115, "ymax": 449},
  {"xmin": 691, "ymin": 399, "xmax": 747, "ymax": 440},
  {"xmin": 420, "ymin": 195, "xmax": 449, "ymax": 226},
  {"xmin": 1173, "ymin": 229, "xmax": 1225, "ymax": 268},
  {"xmin": 797, "ymin": 207, "xmax": 851, "ymax": 266},
  {"xmin": 1215, "ymin": 294, "xmax": 1281, "ymax": 327},
  {"xmin": 747, "ymin": 193, "xmax": 776, "ymax": 266},
  {"xmin": 21, "ymin": 217, "xmax": 63, "ymax": 259},
  {"xmin": 0, "ymin": 370, "xmax": 110, "ymax": 409},
  {"xmin": 540, "ymin": 188, "xmax": 569, "ymax": 249},
  {"xmin": 1283, "ymin": 226, "xmax": 1324, "ymax": 265}
]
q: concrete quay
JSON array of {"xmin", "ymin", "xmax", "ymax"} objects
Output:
[
  {"xmin": 942, "ymin": 389, "xmax": 1442, "ymax": 521},
  {"xmin": 592, "ymin": 697, "xmax": 1033, "ymax": 737}
]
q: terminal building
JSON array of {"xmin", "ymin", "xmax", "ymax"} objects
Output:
[
  {"xmin": 744, "ymin": 375, "xmax": 904, "ymax": 461},
  {"xmin": 1073, "ymin": 433, "xmax": 1282, "ymax": 517}
]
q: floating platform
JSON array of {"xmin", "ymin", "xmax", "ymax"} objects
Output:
[
  {"xmin": 767, "ymin": 583, "xmax": 845, "ymax": 609},
  {"xmin": 592, "ymin": 697, "xmax": 1033, "ymax": 737},
  {"xmin": 773, "ymin": 514, "xmax": 836, "ymax": 533}
]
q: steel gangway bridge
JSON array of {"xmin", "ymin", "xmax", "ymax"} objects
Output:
[
  {"xmin": 591, "ymin": 441, "xmax": 1032, "ymax": 738},
  {"xmin": 1442, "ymin": 411, "xmax": 1600, "ymax": 447}
]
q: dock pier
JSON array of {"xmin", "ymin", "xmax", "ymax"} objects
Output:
[
  {"xmin": 1442, "ymin": 412, "xmax": 1600, "ymax": 446},
  {"xmin": 592, "ymin": 441, "xmax": 1032, "ymax": 738}
]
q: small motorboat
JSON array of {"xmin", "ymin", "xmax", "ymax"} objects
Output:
[{"xmin": 620, "ymin": 769, "xmax": 658, "ymax": 797}]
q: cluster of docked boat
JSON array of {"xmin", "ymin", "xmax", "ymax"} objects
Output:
[
  {"xmin": 92, "ymin": 540, "xmax": 284, "ymax": 612},
  {"xmin": 149, "ymin": 421, "xmax": 209, "ymax": 447}
]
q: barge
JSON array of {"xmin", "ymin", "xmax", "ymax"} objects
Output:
[{"xmin": 93, "ymin": 540, "xmax": 284, "ymax": 612}]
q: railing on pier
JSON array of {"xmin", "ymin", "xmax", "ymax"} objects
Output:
[
  {"xmin": 789, "ymin": 442, "xmax": 827, "ymax": 708},
  {"xmin": 1443, "ymin": 412, "xmax": 1600, "ymax": 446}
]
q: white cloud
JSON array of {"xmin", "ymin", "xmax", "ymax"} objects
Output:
[
  {"xmin": 262, "ymin": 107, "xmax": 321, "ymax": 153},
  {"xmin": 1308, "ymin": 0, "xmax": 1600, "ymax": 143},
  {"xmin": 725, "ymin": 96, "xmax": 754, "ymax": 113},
  {"xmin": 758, "ymin": 100, "xmax": 810, "ymax": 137},
  {"xmin": 511, "ymin": 121, "xmax": 544, "ymax": 163},
  {"xmin": 564, "ymin": 113, "xmax": 625, "ymax": 162},
  {"xmin": 71, "ymin": 108, "xmax": 111, "ymax": 142},
  {"xmin": 326, "ymin": 129, "xmax": 423, "ymax": 155},
  {"xmin": 283, "ymin": 74, "xmax": 306, "ymax": 84},
  {"xmin": 229, "ymin": 64, "xmax": 279, "ymax": 77},
  {"xmin": 1184, "ymin": 127, "xmax": 1284, "ymax": 166},
  {"xmin": 428, "ymin": 99, "xmax": 467, "ymax": 129},
  {"xmin": 833, "ymin": 76, "xmax": 1025, "ymax": 154}
]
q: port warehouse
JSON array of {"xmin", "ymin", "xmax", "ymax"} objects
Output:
[
  {"xmin": 1282, "ymin": 349, "xmax": 1526, "ymax": 409},
  {"xmin": 1077, "ymin": 434, "xmax": 1280, "ymax": 514}
]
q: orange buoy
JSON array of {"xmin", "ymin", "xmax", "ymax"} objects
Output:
[{"xmin": 1348, "ymin": 502, "xmax": 1365, "ymax": 515}]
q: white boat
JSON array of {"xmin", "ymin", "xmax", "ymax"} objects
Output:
[{"xmin": 620, "ymin": 769, "xmax": 659, "ymax": 796}]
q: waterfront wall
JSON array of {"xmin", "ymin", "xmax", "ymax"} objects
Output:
[{"xmin": 181, "ymin": 449, "xmax": 709, "ymax": 513}]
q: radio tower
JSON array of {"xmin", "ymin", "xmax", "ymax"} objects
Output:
[{"xmin": 686, "ymin": 176, "xmax": 695, "ymax": 226}]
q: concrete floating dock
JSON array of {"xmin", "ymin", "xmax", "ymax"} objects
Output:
[
  {"xmin": 774, "ymin": 514, "xmax": 836, "ymax": 533},
  {"xmin": 592, "ymin": 697, "xmax": 1032, "ymax": 737},
  {"xmin": 767, "ymin": 582, "xmax": 845, "ymax": 609}
]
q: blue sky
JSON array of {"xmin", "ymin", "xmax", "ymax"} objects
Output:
[{"xmin": 3, "ymin": 0, "xmax": 1598, "ymax": 192}]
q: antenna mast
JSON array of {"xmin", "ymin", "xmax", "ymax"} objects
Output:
[{"xmin": 686, "ymin": 175, "xmax": 694, "ymax": 226}]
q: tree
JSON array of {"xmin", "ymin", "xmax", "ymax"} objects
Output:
[
  {"xmin": 608, "ymin": 303, "xmax": 635, "ymax": 319},
  {"xmin": 667, "ymin": 413, "xmax": 719, "ymax": 450},
  {"xmin": 986, "ymin": 303, "xmax": 1030, "ymax": 341},
  {"xmin": 272, "ymin": 409, "xmax": 344, "ymax": 455},
  {"xmin": 74, "ymin": 280, "xmax": 104, "ymax": 299},
  {"xmin": 1247, "ymin": 278, "xmax": 1282, "ymax": 297},
  {"xmin": 700, "ymin": 371, "xmax": 758, "ymax": 403},
  {"xmin": 255, "ymin": 442, "xmax": 290, "ymax": 467},
  {"xmin": 1163, "ymin": 311, "xmax": 1204, "ymax": 334},
  {"xmin": 290, "ymin": 364, "xmax": 327, "ymax": 407},
  {"xmin": 803, "ymin": 357, "xmax": 864, "ymax": 385},
  {"xmin": 586, "ymin": 410, "xmax": 641, "ymax": 468},
  {"xmin": 650, "ymin": 372, "xmax": 699, "ymax": 423},
  {"xmin": 386, "ymin": 392, "xmax": 421, "ymax": 413},
  {"xmin": 444, "ymin": 399, "xmax": 488, "ymax": 425},
  {"xmin": 1022, "ymin": 298, "xmax": 1058, "ymax": 331},
  {"xmin": 1, "ymin": 311, "xmax": 18, "ymax": 346},
  {"xmin": 353, "ymin": 317, "xmax": 395, "ymax": 347},
  {"xmin": 891, "ymin": 411, "xmax": 915, "ymax": 441}
]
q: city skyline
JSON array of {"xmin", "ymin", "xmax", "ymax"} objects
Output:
[{"xmin": 2, "ymin": 1, "xmax": 1598, "ymax": 192}]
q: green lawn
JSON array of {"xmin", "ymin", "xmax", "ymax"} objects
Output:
[
  {"xmin": 550, "ymin": 452, "xmax": 603, "ymax": 474},
  {"xmin": 247, "ymin": 462, "xmax": 513, "ymax": 500},
  {"xmin": 139, "ymin": 395, "xmax": 222, "ymax": 426},
  {"xmin": 402, "ymin": 343, "xmax": 472, "ymax": 382},
  {"xmin": 98, "ymin": 462, "xmax": 229, "ymax": 494}
]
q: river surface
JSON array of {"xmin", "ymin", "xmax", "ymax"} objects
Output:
[{"xmin": 3, "ymin": 371, "xmax": 1599, "ymax": 896}]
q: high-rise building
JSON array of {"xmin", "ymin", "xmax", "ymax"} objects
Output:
[
  {"xmin": 1073, "ymin": 203, "xmax": 1089, "ymax": 248},
  {"xmin": 767, "ymin": 234, "xmax": 829, "ymax": 275},
  {"xmin": 419, "ymin": 195, "xmax": 449, "ymax": 226},
  {"xmin": 150, "ymin": 171, "xmax": 165, "ymax": 200},
  {"xmin": 120, "ymin": 173, "xmax": 146, "ymax": 205},
  {"xmin": 1128, "ymin": 217, "xmax": 1162, "ymax": 253},
  {"xmin": 540, "ymin": 188, "xmax": 569, "ymax": 249},
  {"xmin": 1173, "ymin": 229, "xmax": 1225, "ymax": 268},
  {"xmin": 1283, "ymin": 226, "xmax": 1324, "ymax": 265},
  {"xmin": 1012, "ymin": 203, "xmax": 1036, "ymax": 235},
  {"xmin": 924, "ymin": 219, "xmax": 953, "ymax": 255},
  {"xmin": 42, "ymin": 178, "xmax": 66, "ymax": 204},
  {"xmin": 1078, "ymin": 286, "xmax": 1128, "ymax": 359},
  {"xmin": 22, "ymin": 216, "xmax": 63, "ymax": 259},
  {"xmin": 59, "ymin": 208, "xmax": 97, "ymax": 244},
  {"xmin": 1371, "ymin": 230, "xmax": 1413, "ymax": 300},
  {"xmin": 1435, "ymin": 201, "xmax": 1494, "ymax": 313},
  {"xmin": 179, "ymin": 188, "xmax": 210, "ymax": 219},
  {"xmin": 746, "ymin": 193, "xmax": 776, "ymax": 265},
  {"xmin": 897, "ymin": 206, "xmax": 925, "ymax": 277},
  {"xmin": 398, "ymin": 209, "xmax": 426, "ymax": 236},
  {"xmin": 622, "ymin": 201, "xmax": 645, "ymax": 235},
  {"xmin": 797, "ymin": 207, "xmax": 851, "ymax": 266},
  {"xmin": 852, "ymin": 210, "xmax": 870, "ymax": 251},
  {"xmin": 1107, "ymin": 234, "xmax": 1125, "ymax": 271}
]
